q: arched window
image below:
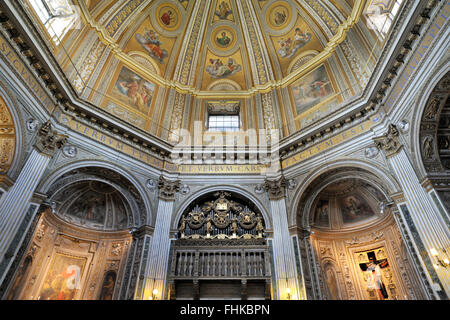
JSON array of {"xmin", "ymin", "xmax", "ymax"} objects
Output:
[{"xmin": 6, "ymin": 256, "xmax": 33, "ymax": 300}]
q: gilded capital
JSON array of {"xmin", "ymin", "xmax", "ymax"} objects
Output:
[
  {"xmin": 373, "ymin": 124, "xmax": 402, "ymax": 158},
  {"xmin": 158, "ymin": 176, "xmax": 181, "ymax": 201},
  {"xmin": 34, "ymin": 121, "xmax": 67, "ymax": 157},
  {"xmin": 264, "ymin": 176, "xmax": 286, "ymax": 201}
]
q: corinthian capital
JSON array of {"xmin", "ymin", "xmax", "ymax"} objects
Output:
[
  {"xmin": 264, "ymin": 176, "xmax": 286, "ymax": 201},
  {"xmin": 158, "ymin": 176, "xmax": 181, "ymax": 201},
  {"xmin": 34, "ymin": 121, "xmax": 67, "ymax": 157},
  {"xmin": 373, "ymin": 124, "xmax": 402, "ymax": 158}
]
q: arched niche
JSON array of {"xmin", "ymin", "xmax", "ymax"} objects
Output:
[
  {"xmin": 417, "ymin": 71, "xmax": 450, "ymax": 213},
  {"xmin": 294, "ymin": 167, "xmax": 427, "ymax": 300},
  {"xmin": 0, "ymin": 93, "xmax": 17, "ymax": 176},
  {"xmin": 168, "ymin": 190, "xmax": 271, "ymax": 300},
  {"xmin": 177, "ymin": 191, "xmax": 266, "ymax": 240},
  {"xmin": 50, "ymin": 180, "xmax": 132, "ymax": 231},
  {"xmin": 98, "ymin": 270, "xmax": 117, "ymax": 300}
]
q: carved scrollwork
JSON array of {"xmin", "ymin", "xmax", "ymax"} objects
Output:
[
  {"xmin": 26, "ymin": 119, "xmax": 39, "ymax": 132},
  {"xmin": 62, "ymin": 145, "xmax": 78, "ymax": 158}
]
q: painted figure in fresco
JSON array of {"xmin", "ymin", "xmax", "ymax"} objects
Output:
[
  {"xmin": 160, "ymin": 10, "xmax": 174, "ymax": 26},
  {"xmin": 135, "ymin": 29, "xmax": 168, "ymax": 63},
  {"xmin": 99, "ymin": 272, "xmax": 116, "ymax": 300},
  {"xmin": 40, "ymin": 265, "xmax": 81, "ymax": 300},
  {"xmin": 324, "ymin": 264, "xmax": 340, "ymax": 300},
  {"xmin": 310, "ymin": 79, "xmax": 330, "ymax": 97},
  {"xmin": 360, "ymin": 255, "xmax": 389, "ymax": 300},
  {"xmin": 217, "ymin": 31, "xmax": 231, "ymax": 47},
  {"xmin": 277, "ymin": 28, "xmax": 311, "ymax": 58},
  {"xmin": 215, "ymin": 1, "xmax": 232, "ymax": 20},
  {"xmin": 291, "ymin": 65, "xmax": 334, "ymax": 115},
  {"xmin": 274, "ymin": 10, "xmax": 287, "ymax": 25},
  {"xmin": 206, "ymin": 58, "xmax": 241, "ymax": 78}
]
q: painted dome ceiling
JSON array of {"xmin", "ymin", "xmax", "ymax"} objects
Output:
[{"xmin": 24, "ymin": 0, "xmax": 398, "ymax": 143}]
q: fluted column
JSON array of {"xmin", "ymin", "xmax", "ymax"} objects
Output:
[
  {"xmin": 264, "ymin": 177, "xmax": 301, "ymax": 300},
  {"xmin": 142, "ymin": 176, "xmax": 180, "ymax": 300},
  {"xmin": 0, "ymin": 121, "xmax": 66, "ymax": 273},
  {"xmin": 374, "ymin": 124, "xmax": 450, "ymax": 298}
]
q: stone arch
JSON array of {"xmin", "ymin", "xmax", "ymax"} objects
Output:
[
  {"xmin": 37, "ymin": 159, "xmax": 153, "ymax": 227},
  {"xmin": 172, "ymin": 185, "xmax": 272, "ymax": 231},
  {"xmin": 289, "ymin": 159, "xmax": 401, "ymax": 227}
]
